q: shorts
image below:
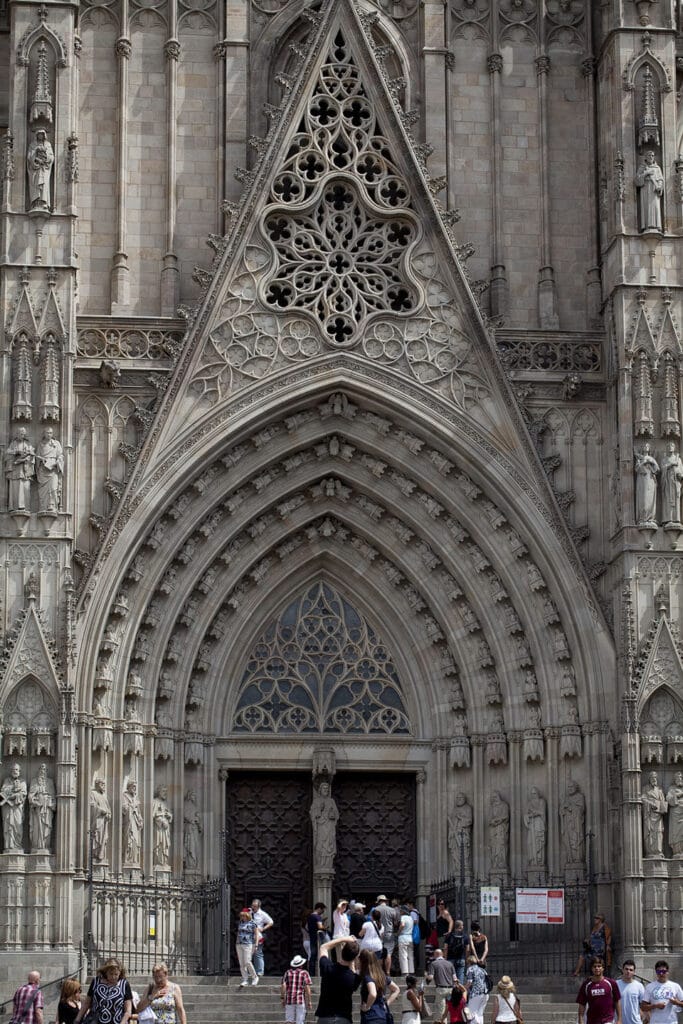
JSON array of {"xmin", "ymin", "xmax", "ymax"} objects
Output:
[
  {"xmin": 285, "ymin": 1005, "xmax": 306, "ymax": 1024},
  {"xmin": 383, "ymin": 937, "xmax": 396, "ymax": 956}
]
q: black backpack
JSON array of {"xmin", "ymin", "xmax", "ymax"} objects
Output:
[{"xmin": 446, "ymin": 931, "xmax": 466, "ymax": 957}]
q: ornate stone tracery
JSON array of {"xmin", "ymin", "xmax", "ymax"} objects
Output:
[{"xmin": 233, "ymin": 579, "xmax": 410, "ymax": 734}]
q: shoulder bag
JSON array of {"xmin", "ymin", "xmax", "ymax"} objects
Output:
[{"xmin": 502, "ymin": 993, "xmax": 524, "ymax": 1024}]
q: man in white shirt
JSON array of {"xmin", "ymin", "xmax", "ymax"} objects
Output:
[
  {"xmin": 617, "ymin": 961, "xmax": 645, "ymax": 1024},
  {"xmin": 251, "ymin": 898, "xmax": 274, "ymax": 976},
  {"xmin": 641, "ymin": 961, "xmax": 683, "ymax": 1024}
]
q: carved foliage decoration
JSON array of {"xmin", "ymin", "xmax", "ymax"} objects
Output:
[{"xmin": 233, "ymin": 580, "xmax": 411, "ymax": 734}]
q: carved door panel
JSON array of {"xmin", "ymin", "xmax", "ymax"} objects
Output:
[
  {"xmin": 333, "ymin": 772, "xmax": 417, "ymax": 899},
  {"xmin": 226, "ymin": 773, "xmax": 312, "ymax": 974}
]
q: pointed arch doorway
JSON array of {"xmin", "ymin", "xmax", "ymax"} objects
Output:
[{"xmin": 225, "ymin": 770, "xmax": 417, "ymax": 975}]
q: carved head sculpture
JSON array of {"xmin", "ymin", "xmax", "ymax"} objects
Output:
[
  {"xmin": 648, "ymin": 771, "xmax": 659, "ymax": 787},
  {"xmin": 644, "ymin": 150, "xmax": 656, "ymax": 166},
  {"xmin": 675, "ymin": 772, "xmax": 683, "ymax": 787},
  {"xmin": 454, "ymin": 792, "xmax": 466, "ymax": 806},
  {"xmin": 10, "ymin": 762, "xmax": 21, "ymax": 779},
  {"xmin": 126, "ymin": 780, "xmax": 137, "ymax": 796},
  {"xmin": 94, "ymin": 777, "xmax": 105, "ymax": 793},
  {"xmin": 16, "ymin": 428, "xmax": 27, "ymax": 442},
  {"xmin": 42, "ymin": 428, "xmax": 54, "ymax": 443},
  {"xmin": 155, "ymin": 785, "xmax": 168, "ymax": 800},
  {"xmin": 318, "ymin": 781, "xmax": 330, "ymax": 798}
]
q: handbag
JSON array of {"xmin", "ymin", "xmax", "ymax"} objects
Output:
[
  {"xmin": 462, "ymin": 1008, "xmax": 475, "ymax": 1023},
  {"xmin": 502, "ymin": 993, "xmax": 524, "ymax": 1024}
]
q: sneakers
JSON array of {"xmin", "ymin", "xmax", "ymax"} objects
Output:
[
  {"xmin": 239, "ymin": 981, "xmax": 249, "ymax": 987},
  {"xmin": 251, "ymin": 976, "xmax": 259, "ymax": 986}
]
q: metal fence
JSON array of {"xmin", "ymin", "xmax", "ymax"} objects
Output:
[
  {"xmin": 429, "ymin": 876, "xmax": 597, "ymax": 977},
  {"xmin": 87, "ymin": 875, "xmax": 230, "ymax": 976}
]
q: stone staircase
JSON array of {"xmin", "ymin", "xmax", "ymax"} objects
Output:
[{"xmin": 115, "ymin": 976, "xmax": 579, "ymax": 1024}]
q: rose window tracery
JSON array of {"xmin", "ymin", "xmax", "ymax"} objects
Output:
[
  {"xmin": 261, "ymin": 31, "xmax": 419, "ymax": 346},
  {"xmin": 233, "ymin": 580, "xmax": 411, "ymax": 734}
]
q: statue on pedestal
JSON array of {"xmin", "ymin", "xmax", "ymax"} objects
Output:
[
  {"xmin": 1, "ymin": 763, "xmax": 27, "ymax": 852},
  {"xmin": 90, "ymin": 776, "xmax": 111, "ymax": 863},
  {"xmin": 122, "ymin": 779, "xmax": 143, "ymax": 866},
  {"xmin": 642, "ymin": 771, "xmax": 667, "ymax": 857},
  {"xmin": 28, "ymin": 763, "xmax": 56, "ymax": 852},
  {"xmin": 310, "ymin": 780, "xmax": 338, "ymax": 873},
  {"xmin": 153, "ymin": 785, "xmax": 172, "ymax": 868},
  {"xmin": 524, "ymin": 787, "xmax": 547, "ymax": 867}
]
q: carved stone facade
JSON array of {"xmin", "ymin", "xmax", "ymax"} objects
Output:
[{"xmin": 0, "ymin": 0, "xmax": 681, "ymax": 980}]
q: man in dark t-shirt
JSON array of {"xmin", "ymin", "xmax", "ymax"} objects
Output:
[
  {"xmin": 315, "ymin": 935, "xmax": 360, "ymax": 1024},
  {"xmin": 577, "ymin": 958, "xmax": 622, "ymax": 1024},
  {"xmin": 308, "ymin": 903, "xmax": 327, "ymax": 977}
]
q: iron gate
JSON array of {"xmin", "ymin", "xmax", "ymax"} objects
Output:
[
  {"xmin": 429, "ymin": 876, "xmax": 603, "ymax": 976},
  {"xmin": 87, "ymin": 875, "xmax": 230, "ymax": 975}
]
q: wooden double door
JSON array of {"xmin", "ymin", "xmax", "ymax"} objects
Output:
[{"xmin": 226, "ymin": 771, "xmax": 417, "ymax": 974}]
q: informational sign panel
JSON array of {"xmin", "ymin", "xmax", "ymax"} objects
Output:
[
  {"xmin": 515, "ymin": 887, "xmax": 565, "ymax": 924},
  {"xmin": 480, "ymin": 886, "xmax": 500, "ymax": 917}
]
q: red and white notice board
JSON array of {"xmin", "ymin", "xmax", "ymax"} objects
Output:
[{"xmin": 515, "ymin": 888, "xmax": 565, "ymax": 924}]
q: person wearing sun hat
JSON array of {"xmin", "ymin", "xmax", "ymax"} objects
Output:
[
  {"xmin": 281, "ymin": 956, "xmax": 312, "ymax": 1024},
  {"xmin": 491, "ymin": 976, "xmax": 522, "ymax": 1024}
]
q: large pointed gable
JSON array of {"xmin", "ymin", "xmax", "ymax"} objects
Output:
[{"xmin": 143, "ymin": 0, "xmax": 530, "ymax": 468}]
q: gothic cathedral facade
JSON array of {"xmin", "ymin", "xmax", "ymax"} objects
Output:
[{"xmin": 0, "ymin": 0, "xmax": 681, "ymax": 980}]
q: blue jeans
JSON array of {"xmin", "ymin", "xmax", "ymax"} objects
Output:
[
  {"xmin": 451, "ymin": 958, "xmax": 466, "ymax": 984},
  {"xmin": 253, "ymin": 941, "xmax": 264, "ymax": 975}
]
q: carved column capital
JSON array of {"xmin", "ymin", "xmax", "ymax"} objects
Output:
[
  {"xmin": 116, "ymin": 37, "xmax": 132, "ymax": 60},
  {"xmin": 487, "ymin": 53, "xmax": 503, "ymax": 75},
  {"xmin": 165, "ymin": 39, "xmax": 181, "ymax": 61},
  {"xmin": 535, "ymin": 55, "xmax": 551, "ymax": 76},
  {"xmin": 214, "ymin": 41, "xmax": 227, "ymax": 61},
  {"xmin": 581, "ymin": 57, "xmax": 596, "ymax": 78}
]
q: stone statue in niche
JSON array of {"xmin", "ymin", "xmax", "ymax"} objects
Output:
[
  {"xmin": 635, "ymin": 444, "xmax": 659, "ymax": 526},
  {"xmin": 122, "ymin": 778, "xmax": 143, "ymax": 866},
  {"xmin": 310, "ymin": 779, "xmax": 339, "ymax": 873},
  {"xmin": 524, "ymin": 787, "xmax": 547, "ymax": 867},
  {"xmin": 5, "ymin": 429, "xmax": 35, "ymax": 512},
  {"xmin": 152, "ymin": 785, "xmax": 172, "ymax": 868},
  {"xmin": 183, "ymin": 790, "xmax": 202, "ymax": 871},
  {"xmin": 90, "ymin": 776, "xmax": 111, "ymax": 863},
  {"xmin": 660, "ymin": 442, "xmax": 683, "ymax": 527},
  {"xmin": 35, "ymin": 428, "xmax": 63, "ymax": 513},
  {"xmin": 1, "ymin": 762, "xmax": 27, "ymax": 852},
  {"xmin": 560, "ymin": 779, "xmax": 585, "ymax": 865},
  {"xmin": 635, "ymin": 150, "xmax": 664, "ymax": 233},
  {"xmin": 488, "ymin": 791, "xmax": 509, "ymax": 870},
  {"xmin": 448, "ymin": 792, "xmax": 472, "ymax": 874},
  {"xmin": 666, "ymin": 772, "xmax": 683, "ymax": 856},
  {"xmin": 642, "ymin": 770, "xmax": 667, "ymax": 857},
  {"xmin": 28, "ymin": 763, "xmax": 56, "ymax": 852},
  {"xmin": 27, "ymin": 129, "xmax": 54, "ymax": 212}
]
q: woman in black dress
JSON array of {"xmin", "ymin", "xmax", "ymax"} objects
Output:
[{"xmin": 58, "ymin": 979, "xmax": 81, "ymax": 1024}]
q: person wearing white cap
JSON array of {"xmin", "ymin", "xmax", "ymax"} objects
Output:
[{"xmin": 281, "ymin": 956, "xmax": 312, "ymax": 1024}]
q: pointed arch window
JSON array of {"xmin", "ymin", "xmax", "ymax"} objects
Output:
[{"xmin": 233, "ymin": 580, "xmax": 411, "ymax": 734}]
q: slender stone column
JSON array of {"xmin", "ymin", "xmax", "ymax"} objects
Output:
[
  {"xmin": 111, "ymin": 6, "xmax": 131, "ymax": 313},
  {"xmin": 582, "ymin": 54, "xmax": 602, "ymax": 324},
  {"xmin": 620, "ymin": 696, "xmax": 645, "ymax": 953},
  {"xmin": 508, "ymin": 733, "xmax": 522, "ymax": 878},
  {"xmin": 535, "ymin": 52, "xmax": 559, "ymax": 329},
  {"xmin": 162, "ymin": 0, "xmax": 180, "ymax": 315},
  {"xmin": 421, "ymin": 0, "xmax": 449, "ymax": 184},
  {"xmin": 487, "ymin": 49, "xmax": 507, "ymax": 317}
]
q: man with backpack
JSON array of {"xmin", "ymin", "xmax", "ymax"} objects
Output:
[{"xmin": 444, "ymin": 919, "xmax": 470, "ymax": 984}]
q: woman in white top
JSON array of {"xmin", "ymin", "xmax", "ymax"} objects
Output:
[
  {"xmin": 333, "ymin": 899, "xmax": 350, "ymax": 938},
  {"xmin": 359, "ymin": 909, "xmax": 384, "ymax": 955},
  {"xmin": 491, "ymin": 976, "xmax": 521, "ymax": 1024},
  {"xmin": 401, "ymin": 975, "xmax": 425, "ymax": 1024},
  {"xmin": 397, "ymin": 908, "xmax": 415, "ymax": 974}
]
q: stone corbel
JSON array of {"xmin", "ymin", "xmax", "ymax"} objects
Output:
[{"xmin": 312, "ymin": 747, "xmax": 336, "ymax": 783}]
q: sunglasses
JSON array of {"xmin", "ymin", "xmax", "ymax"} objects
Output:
[{"xmin": 656, "ymin": 970, "xmax": 668, "ymax": 975}]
